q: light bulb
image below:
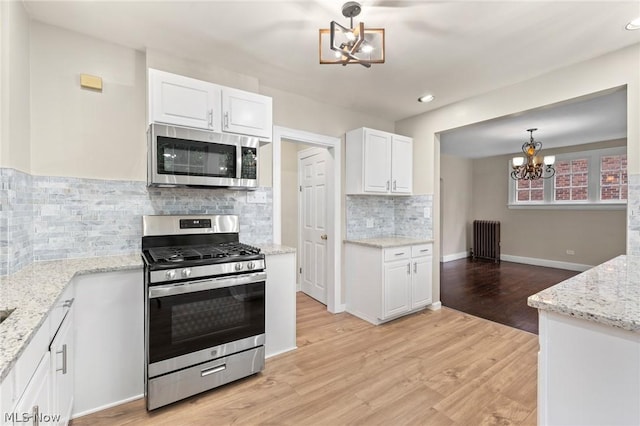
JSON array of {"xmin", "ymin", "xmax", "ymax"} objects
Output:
[
  {"xmin": 361, "ymin": 44, "xmax": 373, "ymax": 53},
  {"xmin": 512, "ymin": 157, "xmax": 525, "ymax": 167}
]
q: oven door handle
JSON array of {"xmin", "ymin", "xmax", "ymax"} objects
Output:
[{"xmin": 149, "ymin": 271, "xmax": 267, "ymax": 298}]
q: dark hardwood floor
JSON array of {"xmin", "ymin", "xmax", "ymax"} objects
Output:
[{"xmin": 440, "ymin": 258, "xmax": 580, "ymax": 334}]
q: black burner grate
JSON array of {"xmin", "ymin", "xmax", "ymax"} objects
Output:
[{"xmin": 147, "ymin": 242, "xmax": 261, "ymax": 264}]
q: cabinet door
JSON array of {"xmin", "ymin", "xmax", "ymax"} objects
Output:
[
  {"xmin": 221, "ymin": 88, "xmax": 273, "ymax": 140},
  {"xmin": 383, "ymin": 259, "xmax": 411, "ymax": 319},
  {"xmin": 363, "ymin": 129, "xmax": 392, "ymax": 193},
  {"xmin": 411, "ymin": 255, "xmax": 433, "ymax": 309},
  {"xmin": 148, "ymin": 68, "xmax": 220, "ymax": 131},
  {"xmin": 50, "ymin": 309, "xmax": 74, "ymax": 426},
  {"xmin": 391, "ymin": 135, "xmax": 412, "ymax": 194},
  {"xmin": 13, "ymin": 352, "xmax": 51, "ymax": 426}
]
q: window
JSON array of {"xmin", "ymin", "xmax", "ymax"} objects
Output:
[
  {"xmin": 508, "ymin": 147, "xmax": 626, "ymax": 209},
  {"xmin": 516, "ymin": 178, "xmax": 543, "ymax": 202},
  {"xmin": 554, "ymin": 158, "xmax": 589, "ymax": 201},
  {"xmin": 600, "ymin": 154, "xmax": 627, "ymax": 201}
]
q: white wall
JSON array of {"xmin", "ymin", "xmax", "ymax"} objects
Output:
[
  {"xmin": 440, "ymin": 154, "xmax": 473, "ymax": 259},
  {"xmin": 30, "ymin": 22, "xmax": 146, "ymax": 180},
  {"xmin": 1, "ymin": 1, "xmax": 31, "ymax": 172},
  {"xmin": 397, "ymin": 43, "xmax": 640, "ymax": 303}
]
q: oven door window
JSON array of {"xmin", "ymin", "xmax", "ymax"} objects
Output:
[
  {"xmin": 148, "ymin": 282, "xmax": 265, "ymax": 364},
  {"xmin": 157, "ymin": 136, "xmax": 236, "ymax": 178}
]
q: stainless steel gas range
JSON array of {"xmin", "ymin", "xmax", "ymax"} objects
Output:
[{"xmin": 141, "ymin": 214, "xmax": 266, "ymax": 410}]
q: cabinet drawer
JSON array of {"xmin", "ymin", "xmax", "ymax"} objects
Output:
[
  {"xmin": 384, "ymin": 247, "xmax": 410, "ymax": 261},
  {"xmin": 412, "ymin": 244, "xmax": 433, "ymax": 257}
]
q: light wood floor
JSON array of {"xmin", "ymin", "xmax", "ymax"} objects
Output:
[{"xmin": 72, "ymin": 293, "xmax": 538, "ymax": 425}]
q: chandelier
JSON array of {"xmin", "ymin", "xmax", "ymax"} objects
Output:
[
  {"xmin": 510, "ymin": 128, "xmax": 556, "ymax": 180},
  {"xmin": 318, "ymin": 2, "xmax": 385, "ymax": 68}
]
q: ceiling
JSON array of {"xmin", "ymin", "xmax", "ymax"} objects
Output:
[
  {"xmin": 440, "ymin": 87, "xmax": 628, "ymax": 159},
  {"xmin": 22, "ymin": 0, "xmax": 640, "ymax": 124}
]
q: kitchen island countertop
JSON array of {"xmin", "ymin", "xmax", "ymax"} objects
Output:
[
  {"xmin": 527, "ymin": 254, "xmax": 640, "ymax": 332},
  {"xmin": 0, "ymin": 255, "xmax": 143, "ymax": 382},
  {"xmin": 344, "ymin": 236, "xmax": 434, "ymax": 249}
]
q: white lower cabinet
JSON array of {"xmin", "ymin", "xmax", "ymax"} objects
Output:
[
  {"xmin": 50, "ymin": 309, "xmax": 74, "ymax": 426},
  {"xmin": 72, "ymin": 269, "xmax": 143, "ymax": 418},
  {"xmin": 8, "ymin": 282, "xmax": 74, "ymax": 426},
  {"xmin": 346, "ymin": 242, "xmax": 433, "ymax": 325},
  {"xmin": 265, "ymin": 252, "xmax": 297, "ymax": 358},
  {"xmin": 13, "ymin": 352, "xmax": 51, "ymax": 426}
]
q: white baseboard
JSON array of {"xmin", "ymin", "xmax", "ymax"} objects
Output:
[
  {"xmin": 441, "ymin": 252, "xmax": 469, "ymax": 262},
  {"xmin": 72, "ymin": 394, "xmax": 143, "ymax": 419},
  {"xmin": 427, "ymin": 301, "xmax": 442, "ymax": 310},
  {"xmin": 266, "ymin": 346, "xmax": 297, "ymax": 359},
  {"xmin": 501, "ymin": 254, "xmax": 592, "ymax": 272}
]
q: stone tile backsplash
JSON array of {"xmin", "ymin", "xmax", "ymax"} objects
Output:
[
  {"xmin": 0, "ymin": 168, "xmax": 272, "ymax": 275},
  {"xmin": 346, "ymin": 194, "xmax": 432, "ymax": 240},
  {"xmin": 627, "ymin": 174, "xmax": 640, "ymax": 256}
]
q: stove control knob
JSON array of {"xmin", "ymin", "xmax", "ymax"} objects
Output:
[
  {"xmin": 182, "ymin": 268, "xmax": 191, "ymax": 278},
  {"xmin": 235, "ymin": 263, "xmax": 243, "ymax": 271},
  {"xmin": 247, "ymin": 261, "xmax": 255, "ymax": 270},
  {"xmin": 166, "ymin": 270, "xmax": 176, "ymax": 280}
]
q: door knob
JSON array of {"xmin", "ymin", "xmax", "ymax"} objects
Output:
[{"xmin": 320, "ymin": 234, "xmax": 328, "ymax": 240}]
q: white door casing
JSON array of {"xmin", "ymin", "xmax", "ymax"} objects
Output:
[
  {"xmin": 299, "ymin": 148, "xmax": 328, "ymax": 304},
  {"xmin": 272, "ymin": 126, "xmax": 343, "ymax": 313}
]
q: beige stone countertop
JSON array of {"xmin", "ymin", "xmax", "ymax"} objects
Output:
[
  {"xmin": 0, "ymin": 255, "xmax": 143, "ymax": 382},
  {"xmin": 344, "ymin": 236, "xmax": 434, "ymax": 248},
  {"xmin": 528, "ymin": 255, "xmax": 640, "ymax": 332},
  {"xmin": 257, "ymin": 244, "xmax": 296, "ymax": 255}
]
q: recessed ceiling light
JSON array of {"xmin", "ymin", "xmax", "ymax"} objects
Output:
[
  {"xmin": 626, "ymin": 17, "xmax": 640, "ymax": 30},
  {"xmin": 418, "ymin": 94, "xmax": 435, "ymax": 103}
]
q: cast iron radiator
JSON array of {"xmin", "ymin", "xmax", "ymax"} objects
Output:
[{"xmin": 472, "ymin": 220, "xmax": 500, "ymax": 263}]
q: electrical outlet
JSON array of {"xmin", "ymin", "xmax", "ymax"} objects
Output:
[
  {"xmin": 366, "ymin": 218, "xmax": 374, "ymax": 228},
  {"xmin": 566, "ymin": 249, "xmax": 575, "ymax": 255}
]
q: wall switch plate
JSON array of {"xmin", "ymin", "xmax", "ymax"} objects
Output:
[
  {"xmin": 366, "ymin": 218, "xmax": 374, "ymax": 228},
  {"xmin": 246, "ymin": 191, "xmax": 266, "ymax": 204},
  {"xmin": 566, "ymin": 249, "xmax": 575, "ymax": 255}
]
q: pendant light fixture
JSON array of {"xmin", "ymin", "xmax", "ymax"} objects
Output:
[
  {"xmin": 318, "ymin": 2, "xmax": 385, "ymax": 68},
  {"xmin": 511, "ymin": 129, "xmax": 556, "ymax": 180}
]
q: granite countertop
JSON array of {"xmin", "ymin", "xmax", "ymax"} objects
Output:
[
  {"xmin": 0, "ymin": 255, "xmax": 143, "ymax": 382},
  {"xmin": 257, "ymin": 244, "xmax": 296, "ymax": 255},
  {"xmin": 528, "ymin": 255, "xmax": 640, "ymax": 332},
  {"xmin": 344, "ymin": 236, "xmax": 434, "ymax": 248}
]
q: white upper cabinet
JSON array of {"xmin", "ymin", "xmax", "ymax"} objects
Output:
[
  {"xmin": 221, "ymin": 87, "xmax": 273, "ymax": 140},
  {"xmin": 148, "ymin": 68, "xmax": 221, "ymax": 131},
  {"xmin": 346, "ymin": 127, "xmax": 413, "ymax": 195},
  {"xmin": 390, "ymin": 134, "xmax": 413, "ymax": 194},
  {"xmin": 148, "ymin": 68, "xmax": 273, "ymax": 140}
]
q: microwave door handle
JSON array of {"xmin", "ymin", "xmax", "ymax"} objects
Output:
[
  {"xmin": 236, "ymin": 144, "xmax": 242, "ymax": 179},
  {"xmin": 149, "ymin": 271, "xmax": 267, "ymax": 298}
]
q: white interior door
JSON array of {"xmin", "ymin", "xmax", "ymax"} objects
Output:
[{"xmin": 299, "ymin": 148, "xmax": 329, "ymax": 304}]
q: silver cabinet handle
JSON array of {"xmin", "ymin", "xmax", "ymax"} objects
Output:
[
  {"xmin": 208, "ymin": 109, "xmax": 213, "ymax": 128},
  {"xmin": 63, "ymin": 298, "xmax": 74, "ymax": 308},
  {"xmin": 420, "ymin": 249, "xmax": 430, "ymax": 253},
  {"xmin": 33, "ymin": 405, "xmax": 39, "ymax": 426},
  {"xmin": 394, "ymin": 252, "xmax": 405, "ymax": 256},
  {"xmin": 406, "ymin": 263, "xmax": 411, "ymax": 274},
  {"xmin": 56, "ymin": 343, "xmax": 68, "ymax": 374},
  {"xmin": 224, "ymin": 111, "xmax": 229, "ymax": 129},
  {"xmin": 414, "ymin": 262, "xmax": 417, "ymax": 274},
  {"xmin": 386, "ymin": 181, "xmax": 390, "ymax": 190},
  {"xmin": 201, "ymin": 364, "xmax": 226, "ymax": 377},
  {"xmin": 393, "ymin": 180, "xmax": 397, "ymax": 190}
]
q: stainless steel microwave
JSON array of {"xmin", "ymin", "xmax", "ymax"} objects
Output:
[{"xmin": 147, "ymin": 123, "xmax": 259, "ymax": 189}]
